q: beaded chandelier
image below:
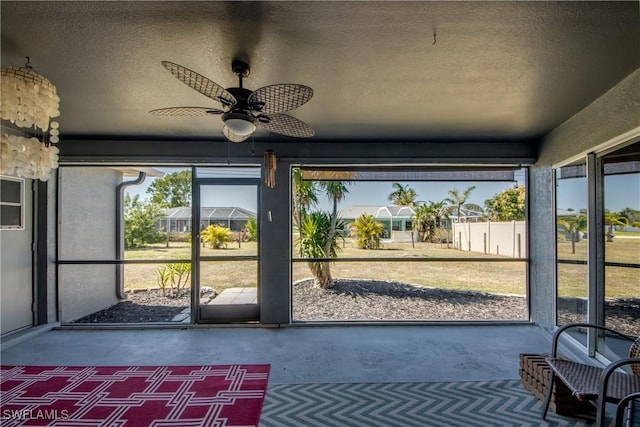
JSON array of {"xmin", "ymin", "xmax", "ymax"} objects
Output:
[{"xmin": 0, "ymin": 61, "xmax": 60, "ymax": 181}]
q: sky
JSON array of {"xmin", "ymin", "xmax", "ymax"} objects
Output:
[
  {"xmin": 557, "ymin": 173, "xmax": 640, "ymax": 212},
  {"xmin": 314, "ymin": 180, "xmax": 518, "ymax": 213},
  {"xmin": 126, "ymin": 167, "xmax": 639, "ymax": 214}
]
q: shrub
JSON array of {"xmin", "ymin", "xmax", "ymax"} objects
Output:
[
  {"xmin": 349, "ymin": 213, "xmax": 385, "ymax": 249},
  {"xmin": 200, "ymin": 224, "xmax": 232, "ymax": 249},
  {"xmin": 246, "ymin": 217, "xmax": 258, "ymax": 242}
]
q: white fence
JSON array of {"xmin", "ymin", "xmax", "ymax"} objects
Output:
[{"xmin": 452, "ymin": 221, "xmax": 527, "ymax": 258}]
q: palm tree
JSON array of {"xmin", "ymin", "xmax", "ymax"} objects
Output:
[
  {"xmin": 296, "ymin": 212, "xmax": 343, "ymax": 288},
  {"xmin": 413, "ymin": 201, "xmax": 449, "ymax": 242},
  {"xmin": 412, "ymin": 204, "xmax": 432, "ymax": 242},
  {"xmin": 557, "ymin": 214, "xmax": 587, "ymax": 254},
  {"xmin": 350, "ymin": 213, "xmax": 385, "ymax": 249},
  {"xmin": 387, "ymin": 183, "xmax": 417, "ymax": 206},
  {"xmin": 294, "ymin": 179, "xmax": 350, "ymax": 289},
  {"xmin": 604, "ymin": 210, "xmax": 629, "ymax": 242},
  {"xmin": 444, "ymin": 186, "xmax": 476, "ymax": 223},
  {"xmin": 292, "ymin": 168, "xmax": 319, "ymax": 227},
  {"xmin": 318, "ymin": 181, "xmax": 350, "ymax": 287}
]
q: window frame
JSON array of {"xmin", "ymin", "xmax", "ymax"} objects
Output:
[{"xmin": 0, "ymin": 175, "xmax": 25, "ymax": 230}]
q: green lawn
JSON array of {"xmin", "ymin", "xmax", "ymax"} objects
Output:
[
  {"xmin": 557, "ymin": 237, "xmax": 639, "ymax": 298},
  {"xmin": 123, "ymin": 237, "xmax": 638, "ymax": 298}
]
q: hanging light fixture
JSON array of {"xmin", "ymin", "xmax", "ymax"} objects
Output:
[{"xmin": 0, "ymin": 58, "xmax": 60, "ymax": 181}]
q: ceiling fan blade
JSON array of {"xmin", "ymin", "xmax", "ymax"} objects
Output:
[
  {"xmin": 223, "ymin": 125, "xmax": 253, "ymax": 143},
  {"xmin": 259, "ymin": 113, "xmax": 315, "ymax": 138},
  {"xmin": 162, "ymin": 61, "xmax": 236, "ymax": 106},
  {"xmin": 248, "ymin": 84, "xmax": 313, "ymax": 114},
  {"xmin": 149, "ymin": 107, "xmax": 224, "ymax": 116}
]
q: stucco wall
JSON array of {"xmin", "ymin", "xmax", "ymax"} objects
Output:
[
  {"xmin": 59, "ymin": 167, "xmax": 120, "ymax": 322},
  {"xmin": 1, "ymin": 177, "xmax": 33, "ymax": 335},
  {"xmin": 538, "ymin": 68, "xmax": 640, "ymax": 166}
]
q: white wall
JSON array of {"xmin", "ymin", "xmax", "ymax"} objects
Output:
[
  {"xmin": 452, "ymin": 221, "xmax": 527, "ymax": 258},
  {"xmin": 1, "ymin": 177, "xmax": 33, "ymax": 335},
  {"xmin": 59, "ymin": 167, "xmax": 120, "ymax": 322},
  {"xmin": 537, "ymin": 68, "xmax": 640, "ymax": 167}
]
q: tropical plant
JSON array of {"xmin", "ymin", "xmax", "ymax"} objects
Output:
[
  {"xmin": 200, "ymin": 224, "xmax": 232, "ymax": 249},
  {"xmin": 319, "ymin": 181, "xmax": 350, "ymax": 262},
  {"xmin": 444, "ymin": 186, "xmax": 476, "ymax": 222},
  {"xmin": 123, "ymin": 194, "xmax": 164, "ymax": 249},
  {"xmin": 246, "ymin": 216, "xmax": 258, "ymax": 241},
  {"xmin": 620, "ymin": 207, "xmax": 640, "ymax": 225},
  {"xmin": 388, "ymin": 182, "xmax": 417, "ymax": 206},
  {"xmin": 484, "ymin": 186, "xmax": 526, "ymax": 221},
  {"xmin": 146, "ymin": 170, "xmax": 192, "ymax": 208},
  {"xmin": 350, "ymin": 213, "xmax": 385, "ymax": 249},
  {"xmin": 292, "ymin": 168, "xmax": 319, "ymax": 227},
  {"xmin": 557, "ymin": 214, "xmax": 587, "ymax": 254},
  {"xmin": 156, "ymin": 261, "xmax": 191, "ymax": 298},
  {"xmin": 296, "ymin": 211, "xmax": 345, "ymax": 288},
  {"xmin": 156, "ymin": 265, "xmax": 172, "ymax": 297},
  {"xmin": 292, "ymin": 173, "xmax": 351, "ymax": 288},
  {"xmin": 604, "ymin": 210, "xmax": 629, "ymax": 242},
  {"xmin": 413, "ymin": 201, "xmax": 450, "ymax": 242}
]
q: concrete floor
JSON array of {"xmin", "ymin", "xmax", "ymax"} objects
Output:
[{"xmin": 0, "ymin": 324, "xmax": 552, "ymax": 384}]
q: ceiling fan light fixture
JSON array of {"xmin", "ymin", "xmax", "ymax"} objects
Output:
[{"xmin": 224, "ymin": 117, "xmax": 256, "ymax": 136}]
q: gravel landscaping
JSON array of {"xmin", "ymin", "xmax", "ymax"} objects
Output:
[
  {"xmin": 73, "ymin": 279, "xmax": 639, "ymax": 336},
  {"xmin": 74, "ymin": 290, "xmax": 190, "ymax": 323},
  {"xmin": 292, "ymin": 278, "xmax": 527, "ymax": 321}
]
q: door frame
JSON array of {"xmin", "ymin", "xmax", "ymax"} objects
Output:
[{"xmin": 192, "ymin": 170, "xmax": 261, "ymax": 323}]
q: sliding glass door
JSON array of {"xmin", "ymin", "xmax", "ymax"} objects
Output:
[{"xmin": 555, "ymin": 140, "xmax": 640, "ymax": 359}]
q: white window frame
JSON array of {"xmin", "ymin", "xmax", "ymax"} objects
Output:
[{"xmin": 0, "ymin": 175, "xmax": 25, "ymax": 230}]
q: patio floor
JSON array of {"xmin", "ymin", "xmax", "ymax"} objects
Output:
[{"xmin": 1, "ymin": 324, "xmax": 552, "ymax": 384}]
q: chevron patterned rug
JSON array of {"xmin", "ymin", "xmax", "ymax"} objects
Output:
[{"xmin": 259, "ymin": 379, "xmax": 597, "ymax": 427}]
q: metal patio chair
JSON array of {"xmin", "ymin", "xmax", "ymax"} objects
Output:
[
  {"xmin": 615, "ymin": 391, "xmax": 640, "ymax": 427},
  {"xmin": 541, "ymin": 323, "xmax": 640, "ymax": 426}
]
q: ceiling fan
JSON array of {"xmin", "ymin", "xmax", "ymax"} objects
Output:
[{"xmin": 150, "ymin": 59, "xmax": 315, "ymax": 143}]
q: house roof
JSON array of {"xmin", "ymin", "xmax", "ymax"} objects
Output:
[
  {"xmin": 160, "ymin": 207, "xmax": 256, "ymax": 220},
  {"xmin": 340, "ymin": 206, "xmax": 417, "ymax": 220},
  {"xmin": 1, "ymin": 1, "xmax": 638, "ymax": 146},
  {"xmin": 340, "ymin": 204, "xmax": 486, "ymax": 221}
]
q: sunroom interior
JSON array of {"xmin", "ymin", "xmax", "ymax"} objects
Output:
[{"xmin": 1, "ymin": 0, "xmax": 639, "ymax": 404}]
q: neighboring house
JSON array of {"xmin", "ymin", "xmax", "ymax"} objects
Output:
[
  {"xmin": 339, "ymin": 205, "xmax": 484, "ymax": 242},
  {"xmin": 158, "ymin": 207, "xmax": 256, "ymax": 233},
  {"xmin": 339, "ymin": 205, "xmax": 417, "ymax": 241}
]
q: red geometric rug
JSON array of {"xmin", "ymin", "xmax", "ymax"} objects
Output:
[{"xmin": 0, "ymin": 364, "xmax": 270, "ymax": 426}]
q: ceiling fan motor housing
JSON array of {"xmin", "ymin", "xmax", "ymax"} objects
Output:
[
  {"xmin": 222, "ymin": 87, "xmax": 258, "ymax": 125},
  {"xmin": 231, "ymin": 59, "xmax": 250, "ymax": 78}
]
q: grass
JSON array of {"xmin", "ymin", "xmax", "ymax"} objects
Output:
[
  {"xmin": 124, "ymin": 241, "xmax": 258, "ymax": 293},
  {"xmin": 557, "ymin": 237, "xmax": 639, "ymax": 298},
  {"xmin": 123, "ymin": 236, "xmax": 638, "ymax": 298},
  {"xmin": 614, "ymin": 231, "xmax": 640, "ymax": 237}
]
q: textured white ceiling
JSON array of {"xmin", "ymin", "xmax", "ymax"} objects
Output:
[{"xmin": 1, "ymin": 1, "xmax": 639, "ymax": 142}]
